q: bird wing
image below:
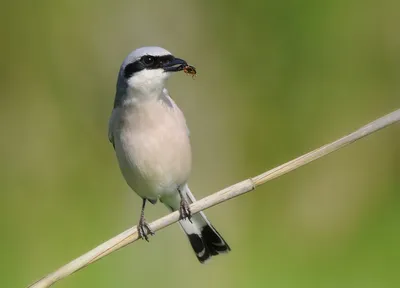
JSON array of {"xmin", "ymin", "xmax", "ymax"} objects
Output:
[
  {"xmin": 108, "ymin": 108, "xmax": 120, "ymax": 149},
  {"xmin": 162, "ymin": 88, "xmax": 190, "ymax": 137}
]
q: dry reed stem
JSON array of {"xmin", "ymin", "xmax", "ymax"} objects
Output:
[{"xmin": 28, "ymin": 109, "xmax": 400, "ymax": 288}]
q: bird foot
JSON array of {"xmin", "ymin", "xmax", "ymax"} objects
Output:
[
  {"xmin": 179, "ymin": 199, "xmax": 192, "ymax": 222},
  {"xmin": 138, "ymin": 218, "xmax": 154, "ymax": 242}
]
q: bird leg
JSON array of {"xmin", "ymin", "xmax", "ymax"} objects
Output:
[
  {"xmin": 178, "ymin": 187, "xmax": 192, "ymax": 222},
  {"xmin": 137, "ymin": 199, "xmax": 154, "ymax": 242}
]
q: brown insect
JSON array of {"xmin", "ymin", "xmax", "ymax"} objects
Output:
[{"xmin": 183, "ymin": 65, "xmax": 197, "ymax": 79}]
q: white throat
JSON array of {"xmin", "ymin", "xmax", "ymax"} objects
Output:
[
  {"xmin": 123, "ymin": 86, "xmax": 164, "ymax": 106},
  {"xmin": 123, "ymin": 69, "xmax": 170, "ymax": 106}
]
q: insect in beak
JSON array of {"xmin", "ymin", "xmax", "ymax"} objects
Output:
[{"xmin": 183, "ymin": 65, "xmax": 197, "ymax": 79}]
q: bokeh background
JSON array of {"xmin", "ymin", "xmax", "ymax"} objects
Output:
[{"xmin": 1, "ymin": 1, "xmax": 399, "ymax": 287}]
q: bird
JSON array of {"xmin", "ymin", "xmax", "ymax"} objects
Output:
[{"xmin": 108, "ymin": 46, "xmax": 230, "ymax": 263}]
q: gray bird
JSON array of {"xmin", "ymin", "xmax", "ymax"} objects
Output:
[{"xmin": 108, "ymin": 46, "xmax": 230, "ymax": 262}]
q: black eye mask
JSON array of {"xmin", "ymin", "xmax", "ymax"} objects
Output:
[{"xmin": 124, "ymin": 55, "xmax": 182, "ymax": 79}]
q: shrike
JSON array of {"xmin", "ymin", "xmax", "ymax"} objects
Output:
[{"xmin": 108, "ymin": 46, "xmax": 230, "ymax": 263}]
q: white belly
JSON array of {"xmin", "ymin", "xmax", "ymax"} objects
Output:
[{"xmin": 114, "ymin": 100, "xmax": 192, "ymax": 201}]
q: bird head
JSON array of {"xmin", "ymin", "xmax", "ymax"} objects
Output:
[{"xmin": 117, "ymin": 46, "xmax": 188, "ymax": 97}]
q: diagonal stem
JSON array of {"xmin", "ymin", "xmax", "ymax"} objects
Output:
[{"xmin": 28, "ymin": 109, "xmax": 400, "ymax": 288}]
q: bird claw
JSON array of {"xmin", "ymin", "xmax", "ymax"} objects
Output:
[
  {"xmin": 138, "ymin": 218, "xmax": 154, "ymax": 242},
  {"xmin": 179, "ymin": 199, "xmax": 192, "ymax": 222}
]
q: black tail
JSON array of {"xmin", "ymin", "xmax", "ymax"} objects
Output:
[
  {"xmin": 173, "ymin": 185, "xmax": 231, "ymax": 263},
  {"xmin": 187, "ymin": 223, "xmax": 231, "ymax": 263}
]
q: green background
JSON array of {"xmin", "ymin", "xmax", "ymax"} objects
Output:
[{"xmin": 1, "ymin": 1, "xmax": 399, "ymax": 287}]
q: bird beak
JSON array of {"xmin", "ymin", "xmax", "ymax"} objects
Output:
[{"xmin": 163, "ymin": 57, "xmax": 188, "ymax": 72}]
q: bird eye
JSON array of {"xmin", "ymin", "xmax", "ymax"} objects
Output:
[{"xmin": 142, "ymin": 56, "xmax": 155, "ymax": 66}]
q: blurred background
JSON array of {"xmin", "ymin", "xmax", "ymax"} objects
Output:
[{"xmin": 1, "ymin": 1, "xmax": 399, "ymax": 287}]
